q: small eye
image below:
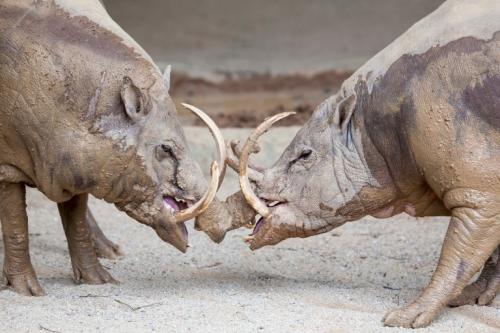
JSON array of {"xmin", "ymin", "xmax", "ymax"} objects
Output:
[
  {"xmin": 299, "ymin": 148, "xmax": 312, "ymax": 160},
  {"xmin": 161, "ymin": 144, "xmax": 171, "ymax": 153},
  {"xmin": 156, "ymin": 144, "xmax": 174, "ymax": 160},
  {"xmin": 288, "ymin": 147, "xmax": 314, "ymax": 169}
]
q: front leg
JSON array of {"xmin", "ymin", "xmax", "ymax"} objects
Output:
[
  {"xmin": 58, "ymin": 194, "xmax": 116, "ymax": 284},
  {"xmin": 384, "ymin": 189, "xmax": 500, "ymax": 328},
  {"xmin": 0, "ymin": 182, "xmax": 44, "ymax": 296}
]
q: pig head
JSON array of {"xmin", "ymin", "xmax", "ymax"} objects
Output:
[{"xmin": 225, "ymin": 94, "xmax": 399, "ymax": 250}]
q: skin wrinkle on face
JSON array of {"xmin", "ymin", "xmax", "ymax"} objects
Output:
[{"xmin": 248, "ymin": 97, "xmax": 379, "ymax": 248}]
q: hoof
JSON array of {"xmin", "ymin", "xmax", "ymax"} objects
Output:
[
  {"xmin": 383, "ymin": 302, "xmax": 441, "ymax": 329},
  {"xmin": 93, "ymin": 237, "xmax": 124, "ymax": 260},
  {"xmin": 449, "ymin": 281, "xmax": 487, "ymax": 307},
  {"xmin": 73, "ymin": 263, "xmax": 118, "ymax": 285},
  {"xmin": 4, "ymin": 268, "xmax": 45, "ymax": 296},
  {"xmin": 449, "ymin": 277, "xmax": 500, "ymax": 307}
]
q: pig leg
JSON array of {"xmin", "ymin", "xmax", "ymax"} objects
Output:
[
  {"xmin": 86, "ymin": 208, "xmax": 123, "ymax": 260},
  {"xmin": 58, "ymin": 194, "xmax": 117, "ymax": 284},
  {"xmin": 449, "ymin": 247, "xmax": 499, "ymax": 306},
  {"xmin": 0, "ymin": 182, "xmax": 44, "ymax": 296},
  {"xmin": 383, "ymin": 189, "xmax": 500, "ymax": 328}
]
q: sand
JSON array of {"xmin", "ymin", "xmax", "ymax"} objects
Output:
[{"xmin": 1, "ymin": 127, "xmax": 499, "ymax": 333}]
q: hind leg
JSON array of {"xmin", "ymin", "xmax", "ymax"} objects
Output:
[
  {"xmin": 58, "ymin": 194, "xmax": 116, "ymax": 284},
  {"xmin": 87, "ymin": 208, "xmax": 123, "ymax": 260},
  {"xmin": 449, "ymin": 247, "xmax": 500, "ymax": 306},
  {"xmin": 384, "ymin": 189, "xmax": 500, "ymax": 328},
  {"xmin": 0, "ymin": 182, "xmax": 44, "ymax": 296}
]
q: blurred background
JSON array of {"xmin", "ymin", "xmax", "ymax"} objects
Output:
[{"xmin": 104, "ymin": 0, "xmax": 444, "ymax": 127}]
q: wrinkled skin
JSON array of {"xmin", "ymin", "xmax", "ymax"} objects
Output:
[
  {"xmin": 0, "ymin": 0, "xmax": 226, "ymax": 295},
  {"xmin": 246, "ymin": 95, "xmax": 370, "ymax": 248},
  {"xmin": 112, "ymin": 76, "xmax": 207, "ymax": 248},
  {"xmin": 220, "ymin": 0, "xmax": 500, "ymax": 328}
]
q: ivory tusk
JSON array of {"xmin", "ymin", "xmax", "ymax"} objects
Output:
[
  {"xmin": 174, "ymin": 161, "xmax": 219, "ymax": 223},
  {"xmin": 239, "ymin": 112, "xmax": 295, "ymax": 218},
  {"xmin": 182, "ymin": 103, "xmax": 226, "ymax": 189}
]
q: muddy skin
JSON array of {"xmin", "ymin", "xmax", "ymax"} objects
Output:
[
  {"xmin": 0, "ymin": 0, "xmax": 226, "ymax": 295},
  {"xmin": 0, "ymin": 157, "xmax": 121, "ymax": 259},
  {"xmin": 86, "ymin": 209, "xmax": 123, "ymax": 259},
  {"xmin": 218, "ymin": 0, "xmax": 500, "ymax": 328},
  {"xmin": 194, "ymin": 191, "xmax": 257, "ymax": 243},
  {"xmin": 58, "ymin": 194, "xmax": 118, "ymax": 285}
]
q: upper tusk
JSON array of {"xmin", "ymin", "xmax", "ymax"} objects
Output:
[
  {"xmin": 239, "ymin": 112, "xmax": 295, "ymax": 218},
  {"xmin": 174, "ymin": 161, "xmax": 219, "ymax": 223},
  {"xmin": 226, "ymin": 140, "xmax": 264, "ymax": 182},
  {"xmin": 182, "ymin": 103, "xmax": 227, "ymax": 189},
  {"xmin": 229, "ymin": 140, "xmax": 264, "ymax": 172}
]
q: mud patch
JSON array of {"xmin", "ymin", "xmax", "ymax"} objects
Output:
[{"xmin": 171, "ymin": 70, "xmax": 352, "ymax": 127}]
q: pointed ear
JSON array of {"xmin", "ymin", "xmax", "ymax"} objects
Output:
[
  {"xmin": 331, "ymin": 93, "xmax": 357, "ymax": 133},
  {"xmin": 121, "ymin": 77, "xmax": 145, "ymax": 122},
  {"xmin": 163, "ymin": 65, "xmax": 171, "ymax": 92}
]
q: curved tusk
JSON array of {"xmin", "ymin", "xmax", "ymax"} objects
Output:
[
  {"xmin": 239, "ymin": 112, "xmax": 295, "ymax": 218},
  {"xmin": 182, "ymin": 103, "xmax": 227, "ymax": 189},
  {"xmin": 229, "ymin": 140, "xmax": 264, "ymax": 172},
  {"xmin": 226, "ymin": 140, "xmax": 264, "ymax": 182},
  {"xmin": 174, "ymin": 161, "xmax": 219, "ymax": 223}
]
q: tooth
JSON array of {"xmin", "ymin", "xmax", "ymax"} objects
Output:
[{"xmin": 243, "ymin": 235, "xmax": 255, "ymax": 242}]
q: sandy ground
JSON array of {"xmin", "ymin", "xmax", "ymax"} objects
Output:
[{"xmin": 1, "ymin": 127, "xmax": 499, "ymax": 333}]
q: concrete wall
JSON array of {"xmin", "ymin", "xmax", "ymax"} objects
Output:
[{"xmin": 104, "ymin": 0, "xmax": 444, "ymax": 75}]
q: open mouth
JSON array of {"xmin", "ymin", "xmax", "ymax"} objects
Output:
[
  {"xmin": 163, "ymin": 196, "xmax": 193, "ymax": 239},
  {"xmin": 163, "ymin": 196, "xmax": 193, "ymax": 214},
  {"xmin": 244, "ymin": 199, "xmax": 286, "ymax": 244}
]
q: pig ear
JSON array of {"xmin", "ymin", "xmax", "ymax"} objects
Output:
[
  {"xmin": 163, "ymin": 65, "xmax": 171, "ymax": 92},
  {"xmin": 331, "ymin": 93, "xmax": 356, "ymax": 133},
  {"xmin": 121, "ymin": 77, "xmax": 145, "ymax": 121}
]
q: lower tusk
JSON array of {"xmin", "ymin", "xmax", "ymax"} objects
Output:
[
  {"xmin": 243, "ymin": 235, "xmax": 255, "ymax": 242},
  {"xmin": 239, "ymin": 112, "xmax": 295, "ymax": 218},
  {"xmin": 174, "ymin": 161, "xmax": 219, "ymax": 223},
  {"xmin": 182, "ymin": 103, "xmax": 227, "ymax": 189}
]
